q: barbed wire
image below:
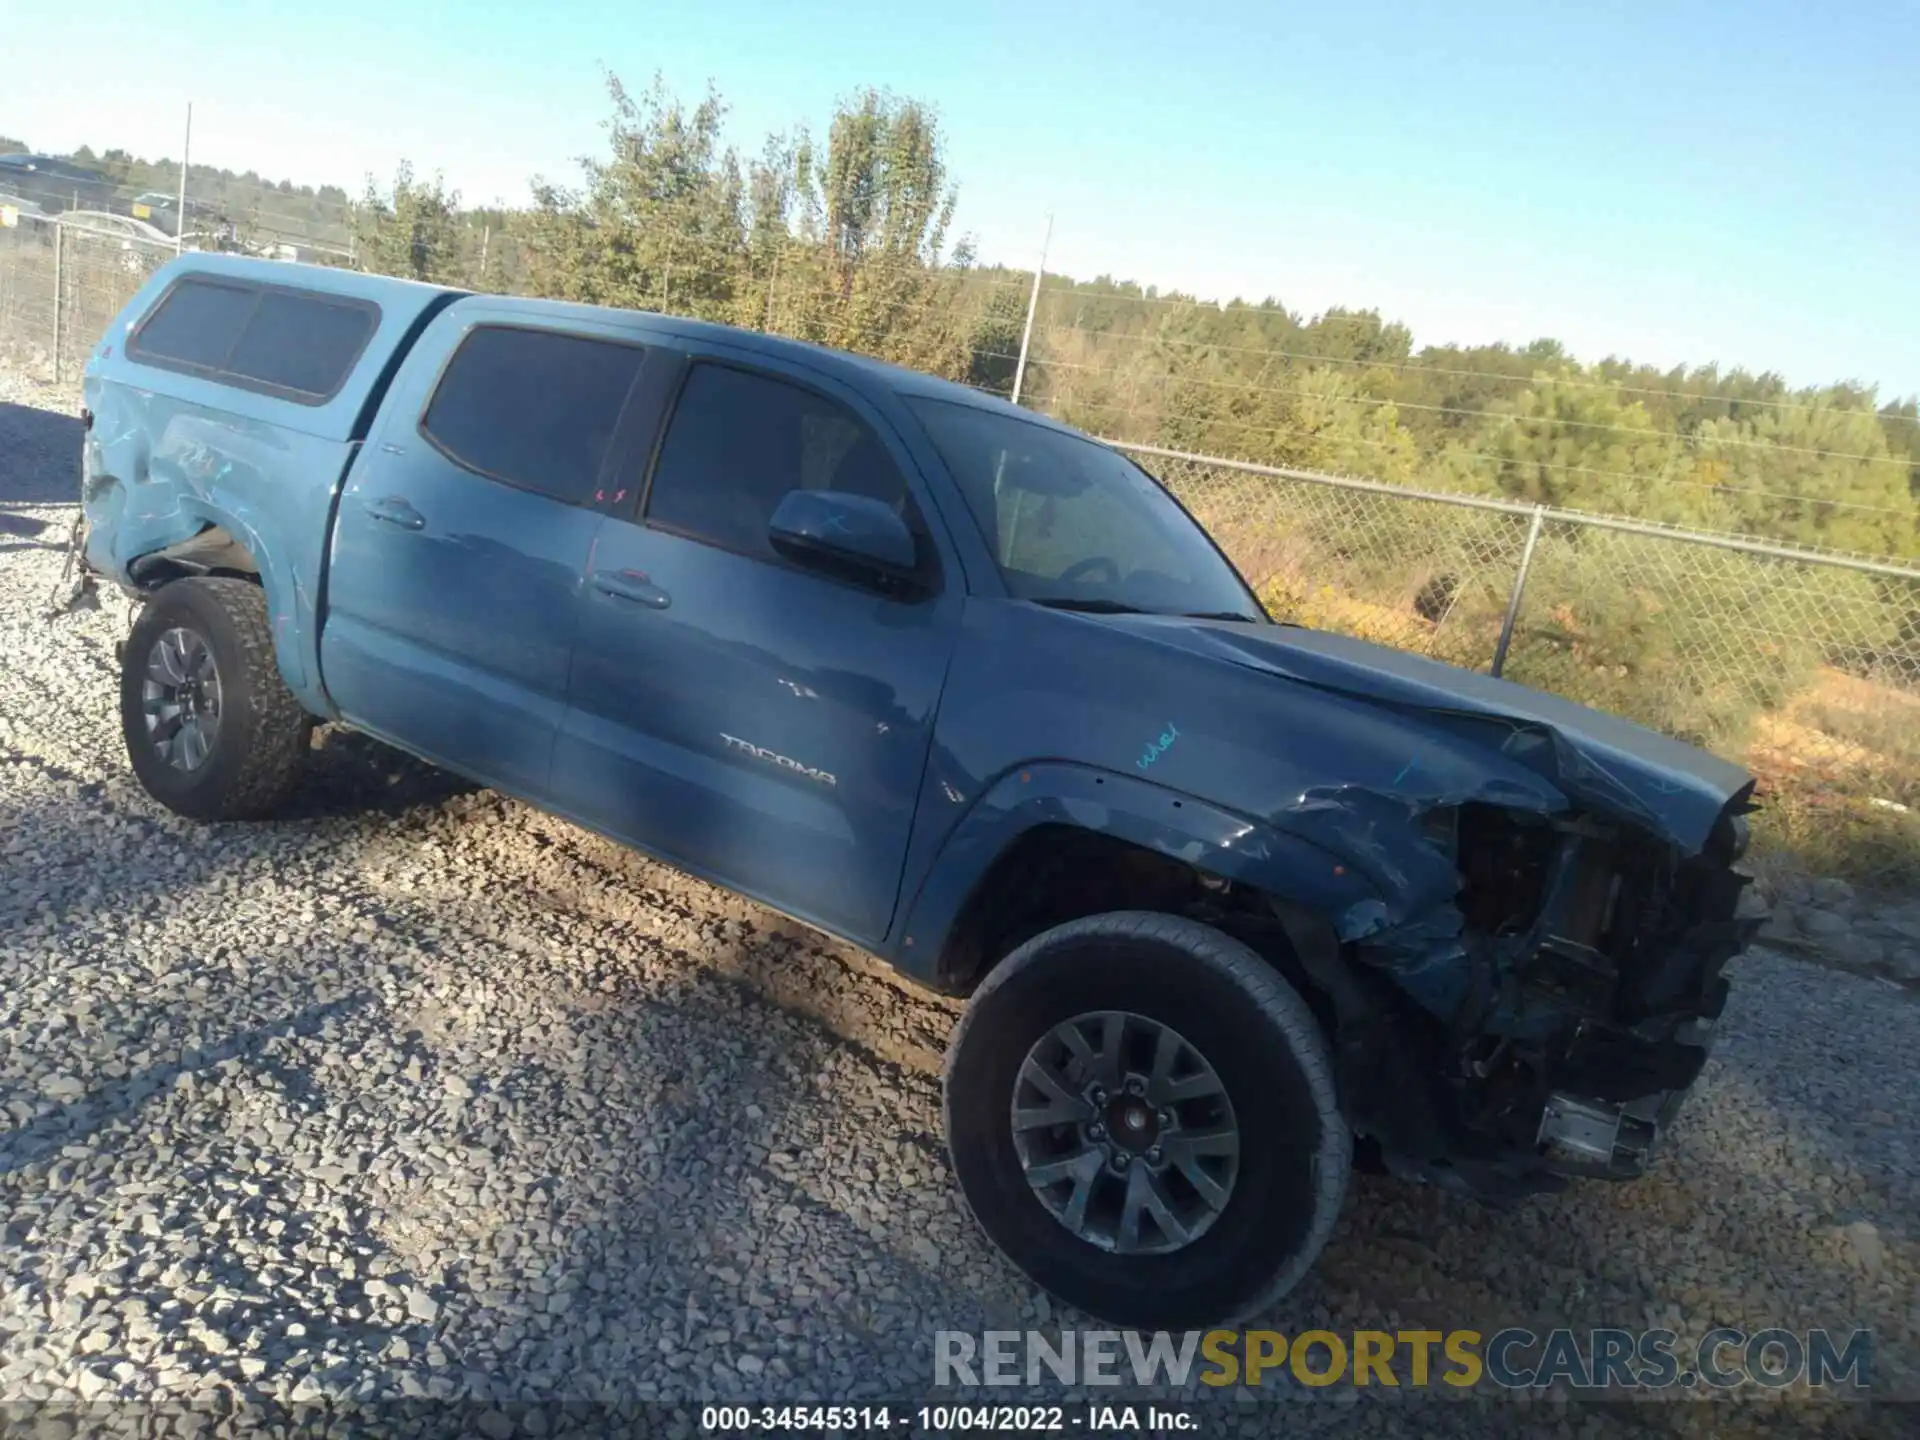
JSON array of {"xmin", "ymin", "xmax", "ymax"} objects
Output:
[
  {"xmin": 1031, "ymin": 307, "xmax": 1909, "ymax": 421},
  {"xmin": 1017, "ymin": 352, "xmax": 1915, "ymax": 468},
  {"xmin": 1113, "ymin": 442, "xmax": 1920, "ymax": 569},
  {"xmin": 1045, "ymin": 395, "xmax": 1920, "ymax": 520},
  {"xmin": 161, "ymin": 173, "xmax": 355, "ymax": 216}
]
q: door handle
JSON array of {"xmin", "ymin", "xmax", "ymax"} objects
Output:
[
  {"xmin": 590, "ymin": 568, "xmax": 671, "ymax": 610},
  {"xmin": 363, "ymin": 496, "xmax": 426, "ymax": 531}
]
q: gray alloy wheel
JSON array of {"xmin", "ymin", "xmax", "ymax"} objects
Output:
[
  {"xmin": 1011, "ymin": 1010, "xmax": 1239, "ymax": 1255},
  {"xmin": 141, "ymin": 625, "xmax": 224, "ymax": 772},
  {"xmin": 119, "ymin": 577, "xmax": 312, "ymax": 822}
]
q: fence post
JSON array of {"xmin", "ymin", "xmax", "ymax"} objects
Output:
[
  {"xmin": 1491, "ymin": 504, "xmax": 1546, "ymax": 678},
  {"xmin": 1009, "ymin": 212, "xmax": 1053, "ymax": 406},
  {"xmin": 50, "ymin": 221, "xmax": 63, "ymax": 385}
]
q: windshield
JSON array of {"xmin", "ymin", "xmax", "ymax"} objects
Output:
[{"xmin": 907, "ymin": 398, "xmax": 1265, "ymax": 620}]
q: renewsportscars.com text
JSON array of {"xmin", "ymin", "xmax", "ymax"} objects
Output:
[{"xmin": 934, "ymin": 1327, "xmax": 1872, "ymax": 1392}]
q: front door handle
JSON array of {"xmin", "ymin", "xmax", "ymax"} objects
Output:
[
  {"xmin": 364, "ymin": 496, "xmax": 426, "ymax": 531},
  {"xmin": 590, "ymin": 568, "xmax": 671, "ymax": 610}
]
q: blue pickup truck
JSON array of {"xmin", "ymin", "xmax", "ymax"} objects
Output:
[{"xmin": 74, "ymin": 254, "xmax": 1761, "ymax": 1328}]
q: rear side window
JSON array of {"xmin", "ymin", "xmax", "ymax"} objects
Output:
[
  {"xmin": 128, "ymin": 276, "xmax": 378, "ymax": 404},
  {"xmin": 420, "ymin": 325, "xmax": 646, "ymax": 506},
  {"xmin": 224, "ymin": 291, "xmax": 376, "ymax": 400},
  {"xmin": 129, "ymin": 278, "xmax": 256, "ymax": 371}
]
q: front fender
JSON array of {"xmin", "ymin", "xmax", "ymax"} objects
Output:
[{"xmin": 888, "ymin": 762, "xmax": 1385, "ymax": 988}]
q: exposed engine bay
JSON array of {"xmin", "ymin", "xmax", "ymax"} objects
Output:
[{"xmin": 1311, "ymin": 795, "xmax": 1762, "ymax": 1203}]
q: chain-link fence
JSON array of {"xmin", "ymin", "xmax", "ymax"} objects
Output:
[
  {"xmin": 2, "ymin": 214, "xmax": 1917, "ymax": 885},
  {"xmin": 1136, "ymin": 443, "xmax": 1920, "ymax": 885},
  {"xmin": 0, "ymin": 209, "xmax": 175, "ymax": 382}
]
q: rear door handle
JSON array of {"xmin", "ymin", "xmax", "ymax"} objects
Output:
[
  {"xmin": 364, "ymin": 496, "xmax": 426, "ymax": 531},
  {"xmin": 590, "ymin": 568, "xmax": 671, "ymax": 610}
]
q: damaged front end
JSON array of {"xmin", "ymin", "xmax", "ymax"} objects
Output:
[{"xmin": 1315, "ymin": 792, "xmax": 1761, "ymax": 1205}]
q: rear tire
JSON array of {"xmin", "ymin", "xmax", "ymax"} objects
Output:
[
  {"xmin": 943, "ymin": 911, "xmax": 1350, "ymax": 1330},
  {"xmin": 120, "ymin": 577, "xmax": 311, "ymax": 821}
]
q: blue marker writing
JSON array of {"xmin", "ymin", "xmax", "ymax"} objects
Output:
[{"xmin": 1137, "ymin": 723, "xmax": 1180, "ymax": 772}]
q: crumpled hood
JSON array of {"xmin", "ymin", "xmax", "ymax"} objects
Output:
[{"xmin": 1098, "ymin": 614, "xmax": 1755, "ymax": 855}]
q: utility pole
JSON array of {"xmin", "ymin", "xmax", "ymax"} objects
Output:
[
  {"xmin": 174, "ymin": 102, "xmax": 193, "ymax": 255},
  {"xmin": 1010, "ymin": 212, "xmax": 1053, "ymax": 407}
]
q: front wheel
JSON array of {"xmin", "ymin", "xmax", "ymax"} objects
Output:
[
  {"xmin": 943, "ymin": 912, "xmax": 1350, "ymax": 1329},
  {"xmin": 119, "ymin": 577, "xmax": 311, "ymax": 821}
]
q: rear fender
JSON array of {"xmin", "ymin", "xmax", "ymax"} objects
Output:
[
  {"xmin": 110, "ymin": 500, "xmax": 310, "ymax": 703},
  {"xmin": 82, "ymin": 393, "xmax": 346, "ymax": 716},
  {"xmin": 889, "ymin": 762, "xmax": 1384, "ymax": 987}
]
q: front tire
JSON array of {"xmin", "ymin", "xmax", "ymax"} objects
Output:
[
  {"xmin": 120, "ymin": 577, "xmax": 311, "ymax": 821},
  {"xmin": 943, "ymin": 912, "xmax": 1350, "ymax": 1329}
]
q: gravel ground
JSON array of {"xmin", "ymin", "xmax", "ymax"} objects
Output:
[{"xmin": 1, "ymin": 368, "xmax": 1915, "ymax": 1438}]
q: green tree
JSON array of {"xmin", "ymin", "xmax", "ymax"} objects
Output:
[
  {"xmin": 1443, "ymin": 370, "xmax": 1727, "ymax": 526},
  {"xmin": 779, "ymin": 89, "xmax": 967, "ymax": 373},
  {"xmin": 966, "ymin": 285, "xmax": 1027, "ymax": 395},
  {"xmin": 1696, "ymin": 395, "xmax": 1919, "ymax": 556},
  {"xmin": 519, "ymin": 73, "xmax": 745, "ymax": 321},
  {"xmin": 351, "ymin": 164, "xmax": 468, "ymax": 285}
]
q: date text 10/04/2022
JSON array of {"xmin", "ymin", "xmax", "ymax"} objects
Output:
[{"xmin": 700, "ymin": 1407, "xmax": 1197, "ymax": 1432}]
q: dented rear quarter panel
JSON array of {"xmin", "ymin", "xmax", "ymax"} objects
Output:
[{"xmin": 79, "ymin": 255, "xmax": 459, "ymax": 714}]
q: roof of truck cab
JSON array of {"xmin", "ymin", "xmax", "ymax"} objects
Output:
[
  {"xmin": 176, "ymin": 253, "xmax": 1079, "ymax": 435},
  {"xmin": 170, "ymin": 251, "xmax": 464, "ymax": 311}
]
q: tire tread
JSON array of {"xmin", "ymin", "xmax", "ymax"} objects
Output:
[
  {"xmin": 943, "ymin": 910, "xmax": 1351, "ymax": 1325},
  {"xmin": 122, "ymin": 578, "xmax": 309, "ymax": 821}
]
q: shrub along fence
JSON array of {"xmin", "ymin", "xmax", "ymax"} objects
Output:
[{"xmin": 2, "ymin": 213, "xmax": 1916, "ymax": 885}]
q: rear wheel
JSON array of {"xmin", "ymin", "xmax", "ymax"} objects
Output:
[
  {"xmin": 943, "ymin": 911, "xmax": 1350, "ymax": 1329},
  {"xmin": 119, "ymin": 577, "xmax": 310, "ymax": 821}
]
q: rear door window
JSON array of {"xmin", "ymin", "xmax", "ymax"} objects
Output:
[{"xmin": 420, "ymin": 325, "xmax": 647, "ymax": 506}]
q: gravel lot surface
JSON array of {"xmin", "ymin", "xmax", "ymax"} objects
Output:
[{"xmin": 1, "ymin": 369, "xmax": 1914, "ymax": 1437}]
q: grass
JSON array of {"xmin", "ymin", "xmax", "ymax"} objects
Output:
[{"xmin": 1744, "ymin": 670, "xmax": 1920, "ymax": 890}]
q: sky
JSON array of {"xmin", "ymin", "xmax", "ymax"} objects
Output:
[{"xmin": 6, "ymin": 0, "xmax": 1917, "ymax": 398}]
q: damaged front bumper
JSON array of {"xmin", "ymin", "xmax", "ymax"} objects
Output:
[
  {"xmin": 1535, "ymin": 1085, "xmax": 1693, "ymax": 1178},
  {"xmin": 1313, "ymin": 793, "xmax": 1762, "ymax": 1206}
]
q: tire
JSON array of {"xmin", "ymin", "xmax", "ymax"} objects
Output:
[
  {"xmin": 120, "ymin": 577, "xmax": 311, "ymax": 821},
  {"xmin": 943, "ymin": 911, "xmax": 1350, "ymax": 1330}
]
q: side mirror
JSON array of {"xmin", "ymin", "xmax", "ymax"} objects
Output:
[{"xmin": 768, "ymin": 490, "xmax": 919, "ymax": 587}]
